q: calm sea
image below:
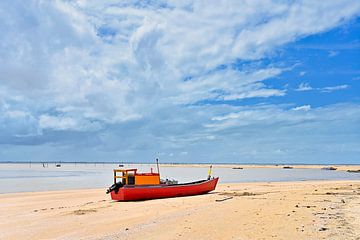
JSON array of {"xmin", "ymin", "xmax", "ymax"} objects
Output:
[{"xmin": 0, "ymin": 163, "xmax": 359, "ymax": 194}]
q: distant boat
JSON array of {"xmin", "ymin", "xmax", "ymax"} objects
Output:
[
  {"xmin": 321, "ymin": 167, "xmax": 337, "ymax": 171},
  {"xmin": 107, "ymin": 164, "xmax": 218, "ymax": 201},
  {"xmin": 283, "ymin": 166, "xmax": 293, "ymax": 169}
]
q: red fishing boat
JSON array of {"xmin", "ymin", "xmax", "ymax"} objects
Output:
[{"xmin": 106, "ymin": 162, "xmax": 218, "ymax": 201}]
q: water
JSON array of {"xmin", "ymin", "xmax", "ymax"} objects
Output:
[{"xmin": 0, "ymin": 163, "xmax": 359, "ymax": 194}]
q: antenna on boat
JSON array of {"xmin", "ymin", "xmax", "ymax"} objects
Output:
[{"xmin": 156, "ymin": 158, "xmax": 160, "ymax": 175}]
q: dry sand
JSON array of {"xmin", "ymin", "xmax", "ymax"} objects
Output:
[{"xmin": 1, "ymin": 180, "xmax": 360, "ymax": 240}]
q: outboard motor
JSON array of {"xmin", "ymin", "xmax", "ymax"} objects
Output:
[{"xmin": 106, "ymin": 181, "xmax": 124, "ymax": 194}]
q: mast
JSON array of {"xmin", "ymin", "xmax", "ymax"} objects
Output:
[{"xmin": 156, "ymin": 158, "xmax": 160, "ymax": 176}]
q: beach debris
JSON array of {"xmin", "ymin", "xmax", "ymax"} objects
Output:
[
  {"xmin": 319, "ymin": 227, "xmax": 328, "ymax": 231},
  {"xmin": 216, "ymin": 196, "xmax": 233, "ymax": 202},
  {"xmin": 72, "ymin": 209, "xmax": 97, "ymax": 215},
  {"xmin": 325, "ymin": 192, "xmax": 336, "ymax": 195},
  {"xmin": 295, "ymin": 204, "xmax": 299, "ymax": 208},
  {"xmin": 341, "ymin": 199, "xmax": 345, "ymax": 203},
  {"xmin": 283, "ymin": 166, "xmax": 293, "ymax": 169},
  {"xmin": 125, "ymin": 228, "xmax": 129, "ymax": 231},
  {"xmin": 81, "ymin": 201, "xmax": 94, "ymax": 206},
  {"xmin": 299, "ymin": 224, "xmax": 305, "ymax": 232},
  {"xmin": 232, "ymin": 167, "xmax": 243, "ymax": 170},
  {"xmin": 321, "ymin": 167, "xmax": 337, "ymax": 171},
  {"xmin": 219, "ymin": 191, "xmax": 260, "ymax": 197}
]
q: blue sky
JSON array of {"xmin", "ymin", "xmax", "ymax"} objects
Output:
[{"xmin": 0, "ymin": 1, "xmax": 359, "ymax": 164}]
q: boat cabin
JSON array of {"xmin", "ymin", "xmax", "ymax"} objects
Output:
[{"xmin": 113, "ymin": 168, "xmax": 160, "ymax": 186}]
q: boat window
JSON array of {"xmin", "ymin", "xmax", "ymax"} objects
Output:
[{"xmin": 128, "ymin": 174, "xmax": 135, "ymax": 185}]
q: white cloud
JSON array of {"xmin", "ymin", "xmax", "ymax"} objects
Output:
[
  {"xmin": 299, "ymin": 71, "xmax": 306, "ymax": 76},
  {"xmin": 205, "ymin": 105, "xmax": 316, "ymax": 130},
  {"xmin": 1, "ymin": 1, "xmax": 359, "ymax": 123},
  {"xmin": 296, "ymin": 82, "xmax": 313, "ymax": 91},
  {"xmin": 0, "ymin": 105, "xmax": 40, "ymax": 138},
  {"xmin": 38, "ymin": 114, "xmax": 102, "ymax": 131},
  {"xmin": 328, "ymin": 51, "xmax": 339, "ymax": 57},
  {"xmin": 223, "ymin": 88, "xmax": 285, "ymax": 101},
  {"xmin": 4, "ymin": 110, "xmax": 29, "ymax": 119},
  {"xmin": 292, "ymin": 105, "xmax": 311, "ymax": 111},
  {"xmin": 39, "ymin": 115, "xmax": 78, "ymax": 131},
  {"xmin": 206, "ymin": 136, "xmax": 216, "ymax": 140},
  {"xmin": 295, "ymin": 83, "xmax": 350, "ymax": 93},
  {"xmin": 321, "ymin": 84, "xmax": 349, "ymax": 93},
  {"xmin": 0, "ymin": 1, "xmax": 360, "ymax": 162}
]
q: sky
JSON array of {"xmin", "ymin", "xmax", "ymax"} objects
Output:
[{"xmin": 0, "ymin": 0, "xmax": 359, "ymax": 164}]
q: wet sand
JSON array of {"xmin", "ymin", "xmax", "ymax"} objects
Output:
[{"xmin": 1, "ymin": 180, "xmax": 359, "ymax": 240}]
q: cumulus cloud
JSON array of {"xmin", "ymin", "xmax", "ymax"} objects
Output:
[
  {"xmin": 0, "ymin": 1, "xmax": 360, "ymax": 162},
  {"xmin": 0, "ymin": 105, "xmax": 39, "ymax": 138}
]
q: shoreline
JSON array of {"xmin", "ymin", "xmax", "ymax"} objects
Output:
[
  {"xmin": 1, "ymin": 178, "xmax": 360, "ymax": 196},
  {"xmin": 1, "ymin": 162, "xmax": 359, "ymax": 170},
  {"xmin": 1, "ymin": 163, "xmax": 359, "ymax": 194},
  {"xmin": 1, "ymin": 180, "xmax": 360, "ymax": 239},
  {"xmin": 161, "ymin": 164, "xmax": 360, "ymax": 171},
  {"xmin": 2, "ymin": 161, "xmax": 360, "ymax": 166}
]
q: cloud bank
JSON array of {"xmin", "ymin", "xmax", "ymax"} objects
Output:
[{"xmin": 0, "ymin": 1, "xmax": 359, "ymax": 163}]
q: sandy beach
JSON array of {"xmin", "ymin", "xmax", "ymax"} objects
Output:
[{"xmin": 1, "ymin": 180, "xmax": 359, "ymax": 240}]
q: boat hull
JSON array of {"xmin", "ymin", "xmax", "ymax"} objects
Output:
[{"xmin": 110, "ymin": 177, "xmax": 219, "ymax": 201}]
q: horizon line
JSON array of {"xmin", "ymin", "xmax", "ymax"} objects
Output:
[{"xmin": 0, "ymin": 161, "xmax": 359, "ymax": 166}]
